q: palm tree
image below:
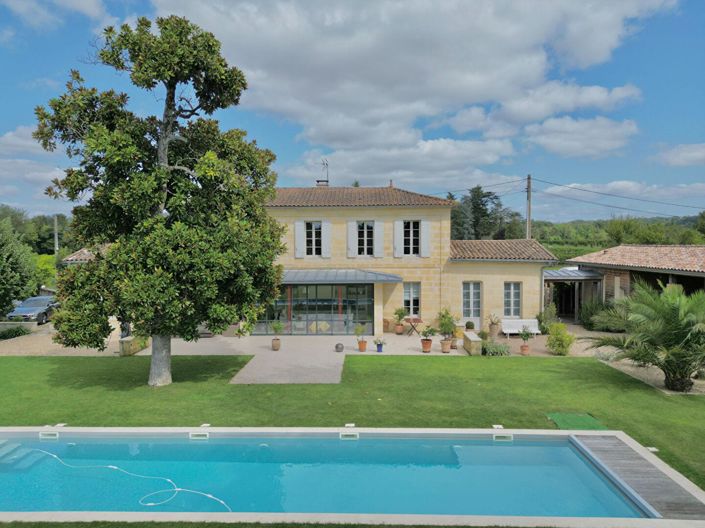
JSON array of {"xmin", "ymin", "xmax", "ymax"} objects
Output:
[{"xmin": 587, "ymin": 282, "xmax": 705, "ymax": 392}]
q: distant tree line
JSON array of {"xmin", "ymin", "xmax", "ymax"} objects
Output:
[
  {"xmin": 447, "ymin": 186, "xmax": 705, "ymax": 262},
  {"xmin": 0, "ymin": 204, "xmax": 78, "ymax": 255}
]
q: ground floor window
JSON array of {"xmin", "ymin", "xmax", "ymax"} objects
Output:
[
  {"xmin": 462, "ymin": 282, "xmax": 481, "ymax": 319},
  {"xmin": 403, "ymin": 282, "xmax": 420, "ymax": 316},
  {"xmin": 254, "ymin": 284, "xmax": 374, "ymax": 335},
  {"xmin": 504, "ymin": 282, "xmax": 521, "ymax": 317}
]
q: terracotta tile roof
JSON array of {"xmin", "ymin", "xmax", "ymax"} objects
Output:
[
  {"xmin": 568, "ymin": 245, "xmax": 705, "ymax": 274},
  {"xmin": 61, "ymin": 244, "xmax": 110, "ymax": 264},
  {"xmin": 268, "ymin": 186, "xmax": 454, "ymax": 207},
  {"xmin": 450, "ymin": 239, "xmax": 557, "ymax": 262},
  {"xmin": 62, "ymin": 247, "xmax": 97, "ymax": 264}
]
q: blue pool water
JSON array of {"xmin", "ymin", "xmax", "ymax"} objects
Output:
[{"xmin": 0, "ymin": 434, "xmax": 647, "ymax": 517}]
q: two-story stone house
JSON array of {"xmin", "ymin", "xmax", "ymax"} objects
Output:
[{"xmin": 254, "ymin": 184, "xmax": 556, "ymax": 336}]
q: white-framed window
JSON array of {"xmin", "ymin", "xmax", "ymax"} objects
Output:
[
  {"xmin": 357, "ymin": 221, "xmax": 374, "ymax": 256},
  {"xmin": 403, "ymin": 282, "xmax": 421, "ymax": 316},
  {"xmin": 306, "ymin": 221, "xmax": 322, "ymax": 256},
  {"xmin": 504, "ymin": 282, "xmax": 521, "ymax": 317},
  {"xmin": 462, "ymin": 282, "xmax": 481, "ymax": 319},
  {"xmin": 403, "ymin": 220, "xmax": 420, "ymax": 255}
]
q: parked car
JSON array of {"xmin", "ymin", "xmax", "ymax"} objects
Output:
[{"xmin": 6, "ymin": 296, "xmax": 59, "ymax": 324}]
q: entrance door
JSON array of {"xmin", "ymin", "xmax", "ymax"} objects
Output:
[{"xmin": 462, "ymin": 282, "xmax": 481, "ymax": 329}]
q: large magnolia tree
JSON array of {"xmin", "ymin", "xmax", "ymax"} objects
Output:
[{"xmin": 36, "ymin": 16, "xmax": 284, "ymax": 386}]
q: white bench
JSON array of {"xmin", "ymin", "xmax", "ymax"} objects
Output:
[{"xmin": 501, "ymin": 319, "xmax": 541, "ymax": 337}]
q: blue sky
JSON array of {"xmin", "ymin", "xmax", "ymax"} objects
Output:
[{"xmin": 0, "ymin": 0, "xmax": 703, "ymax": 221}]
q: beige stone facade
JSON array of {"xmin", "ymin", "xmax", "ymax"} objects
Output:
[{"xmin": 267, "ymin": 198, "xmax": 553, "ymax": 336}]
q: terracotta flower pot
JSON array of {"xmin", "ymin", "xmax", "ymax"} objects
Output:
[
  {"xmin": 271, "ymin": 338, "xmax": 281, "ymax": 351},
  {"xmin": 421, "ymin": 338, "xmax": 433, "ymax": 353},
  {"xmin": 358, "ymin": 340, "xmax": 367, "ymax": 352},
  {"xmin": 394, "ymin": 324, "xmax": 404, "ymax": 335},
  {"xmin": 520, "ymin": 343, "xmax": 530, "ymax": 356},
  {"xmin": 441, "ymin": 338, "xmax": 452, "ymax": 353}
]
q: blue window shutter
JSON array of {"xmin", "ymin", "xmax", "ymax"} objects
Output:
[
  {"xmin": 294, "ymin": 221, "xmax": 305, "ymax": 258},
  {"xmin": 393, "ymin": 220, "xmax": 403, "ymax": 258},
  {"xmin": 321, "ymin": 220, "xmax": 332, "ymax": 258},
  {"xmin": 420, "ymin": 220, "xmax": 431, "ymax": 257},
  {"xmin": 347, "ymin": 221, "xmax": 357, "ymax": 258},
  {"xmin": 373, "ymin": 220, "xmax": 384, "ymax": 258}
]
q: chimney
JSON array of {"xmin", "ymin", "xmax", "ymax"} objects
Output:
[{"xmin": 316, "ymin": 179, "xmax": 329, "ymax": 187}]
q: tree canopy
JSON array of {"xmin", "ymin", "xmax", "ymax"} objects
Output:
[
  {"xmin": 36, "ymin": 16, "xmax": 284, "ymax": 386},
  {"xmin": 0, "ymin": 219, "xmax": 36, "ymax": 315}
]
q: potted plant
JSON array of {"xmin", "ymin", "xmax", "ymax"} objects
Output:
[
  {"xmin": 420, "ymin": 327, "xmax": 436, "ymax": 353},
  {"xmin": 373, "ymin": 337, "xmax": 386, "ymax": 353},
  {"xmin": 465, "ymin": 320, "xmax": 475, "ymax": 330},
  {"xmin": 519, "ymin": 325, "xmax": 532, "ymax": 356},
  {"xmin": 487, "ymin": 313, "xmax": 501, "ymax": 338},
  {"xmin": 355, "ymin": 324, "xmax": 367, "ymax": 352},
  {"xmin": 393, "ymin": 307, "xmax": 407, "ymax": 335},
  {"xmin": 270, "ymin": 321, "xmax": 284, "ymax": 351},
  {"xmin": 437, "ymin": 308, "xmax": 457, "ymax": 353}
]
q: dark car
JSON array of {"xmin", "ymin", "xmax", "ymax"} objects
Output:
[{"xmin": 6, "ymin": 296, "xmax": 58, "ymax": 324}]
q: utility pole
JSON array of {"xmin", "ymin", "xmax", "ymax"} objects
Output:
[
  {"xmin": 525, "ymin": 174, "xmax": 532, "ymax": 239},
  {"xmin": 53, "ymin": 214, "xmax": 59, "ymax": 256}
]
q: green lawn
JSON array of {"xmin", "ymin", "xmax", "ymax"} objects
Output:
[{"xmin": 1, "ymin": 354, "xmax": 704, "ymax": 492}]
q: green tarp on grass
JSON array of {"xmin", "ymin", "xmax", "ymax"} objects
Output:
[{"xmin": 547, "ymin": 412, "xmax": 608, "ymax": 430}]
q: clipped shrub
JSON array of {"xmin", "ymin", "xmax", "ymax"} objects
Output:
[
  {"xmin": 482, "ymin": 341, "xmax": 510, "ymax": 356},
  {"xmin": 465, "ymin": 320, "xmax": 475, "ymax": 330},
  {"xmin": 537, "ymin": 303, "xmax": 557, "ymax": 334},
  {"xmin": 546, "ymin": 322, "xmax": 575, "ymax": 356},
  {"xmin": 0, "ymin": 326, "xmax": 31, "ymax": 340}
]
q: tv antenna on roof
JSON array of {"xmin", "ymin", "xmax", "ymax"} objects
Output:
[{"xmin": 317, "ymin": 158, "xmax": 329, "ymax": 187}]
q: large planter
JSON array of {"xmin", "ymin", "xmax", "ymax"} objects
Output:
[
  {"xmin": 394, "ymin": 323, "xmax": 404, "ymax": 335},
  {"xmin": 489, "ymin": 323, "xmax": 500, "ymax": 338},
  {"xmin": 440, "ymin": 338, "xmax": 452, "ymax": 353},
  {"xmin": 520, "ymin": 343, "xmax": 530, "ymax": 356},
  {"xmin": 421, "ymin": 338, "xmax": 433, "ymax": 353},
  {"xmin": 272, "ymin": 337, "xmax": 281, "ymax": 351},
  {"xmin": 358, "ymin": 340, "xmax": 367, "ymax": 352}
]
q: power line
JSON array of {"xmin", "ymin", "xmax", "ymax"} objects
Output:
[
  {"xmin": 532, "ymin": 176, "xmax": 703, "ymax": 211},
  {"xmin": 429, "ymin": 177, "xmax": 527, "ymax": 196},
  {"xmin": 534, "ymin": 189, "xmax": 680, "ymax": 218}
]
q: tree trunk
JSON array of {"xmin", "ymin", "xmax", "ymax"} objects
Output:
[
  {"xmin": 663, "ymin": 371, "xmax": 693, "ymax": 392},
  {"xmin": 148, "ymin": 334, "xmax": 172, "ymax": 387}
]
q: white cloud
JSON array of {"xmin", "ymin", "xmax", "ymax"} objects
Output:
[
  {"xmin": 0, "ymin": 126, "xmax": 48, "ymax": 157},
  {"xmin": 656, "ymin": 143, "xmax": 705, "ymax": 166},
  {"xmin": 151, "ymin": 0, "xmax": 669, "ymax": 189},
  {"xmin": 525, "ymin": 116, "xmax": 638, "ymax": 158},
  {"xmin": 0, "ymin": 0, "xmax": 114, "ymax": 30},
  {"xmin": 0, "ymin": 27, "xmax": 14, "ymax": 44},
  {"xmin": 497, "ymin": 82, "xmax": 641, "ymax": 124},
  {"xmin": 532, "ymin": 179, "xmax": 705, "ymax": 221},
  {"xmin": 286, "ymin": 138, "xmax": 515, "ymax": 188},
  {"xmin": 0, "ymin": 158, "xmax": 64, "ymax": 187}
]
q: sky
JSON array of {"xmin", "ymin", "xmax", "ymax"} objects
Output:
[{"xmin": 0, "ymin": 0, "xmax": 703, "ymax": 221}]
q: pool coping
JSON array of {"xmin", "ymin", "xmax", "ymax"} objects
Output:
[{"xmin": 1, "ymin": 426, "xmax": 705, "ymax": 528}]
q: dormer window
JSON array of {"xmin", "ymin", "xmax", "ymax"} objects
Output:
[
  {"xmin": 403, "ymin": 220, "xmax": 420, "ymax": 255},
  {"xmin": 357, "ymin": 221, "xmax": 374, "ymax": 256},
  {"xmin": 306, "ymin": 221, "xmax": 322, "ymax": 256}
]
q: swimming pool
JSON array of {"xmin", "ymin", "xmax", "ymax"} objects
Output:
[{"xmin": 0, "ymin": 428, "xmax": 655, "ymax": 519}]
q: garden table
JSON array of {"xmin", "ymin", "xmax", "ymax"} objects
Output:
[{"xmin": 405, "ymin": 317, "xmax": 423, "ymax": 336}]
